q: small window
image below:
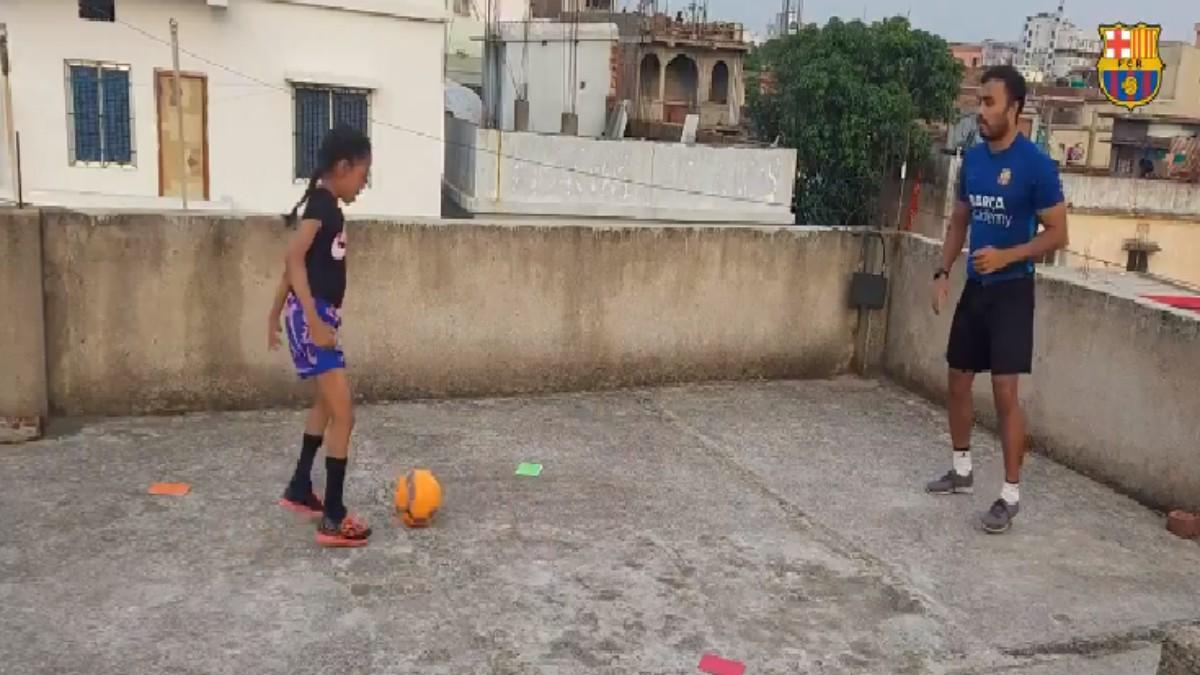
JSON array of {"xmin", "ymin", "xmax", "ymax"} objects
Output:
[
  {"xmin": 293, "ymin": 84, "xmax": 370, "ymax": 180},
  {"xmin": 1126, "ymin": 250, "xmax": 1149, "ymax": 273},
  {"xmin": 65, "ymin": 61, "xmax": 134, "ymax": 166},
  {"xmin": 79, "ymin": 0, "xmax": 115, "ymax": 21}
]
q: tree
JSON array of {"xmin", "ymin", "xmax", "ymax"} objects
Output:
[{"xmin": 748, "ymin": 17, "xmax": 963, "ymax": 226}]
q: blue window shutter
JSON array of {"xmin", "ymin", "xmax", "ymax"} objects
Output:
[
  {"xmin": 71, "ymin": 65, "xmax": 102, "ymax": 163},
  {"xmin": 100, "ymin": 68, "xmax": 132, "ymax": 163},
  {"xmin": 332, "ymin": 91, "xmax": 369, "ymax": 137},
  {"xmin": 294, "ymin": 88, "xmax": 329, "ymax": 179}
]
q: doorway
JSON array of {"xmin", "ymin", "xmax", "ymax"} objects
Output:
[{"xmin": 155, "ymin": 70, "xmax": 209, "ymax": 200}]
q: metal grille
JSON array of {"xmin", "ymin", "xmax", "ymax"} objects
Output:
[
  {"xmin": 100, "ymin": 69, "xmax": 132, "ymax": 163},
  {"xmin": 293, "ymin": 85, "xmax": 370, "ymax": 180},
  {"xmin": 69, "ymin": 65, "xmax": 102, "ymax": 162},
  {"xmin": 65, "ymin": 61, "xmax": 134, "ymax": 166}
]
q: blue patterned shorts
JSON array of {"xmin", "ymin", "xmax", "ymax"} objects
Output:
[{"xmin": 284, "ymin": 293, "xmax": 345, "ymax": 379}]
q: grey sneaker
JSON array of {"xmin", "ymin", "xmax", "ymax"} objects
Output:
[
  {"xmin": 925, "ymin": 470, "xmax": 974, "ymax": 495},
  {"xmin": 982, "ymin": 499, "xmax": 1020, "ymax": 534}
]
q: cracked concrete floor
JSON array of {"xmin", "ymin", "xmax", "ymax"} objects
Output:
[{"xmin": 2, "ymin": 378, "xmax": 1198, "ymax": 674}]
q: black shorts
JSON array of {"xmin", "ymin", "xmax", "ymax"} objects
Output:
[{"xmin": 946, "ymin": 276, "xmax": 1035, "ymax": 375}]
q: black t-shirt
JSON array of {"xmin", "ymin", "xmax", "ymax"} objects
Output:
[{"xmin": 301, "ymin": 188, "xmax": 347, "ymax": 308}]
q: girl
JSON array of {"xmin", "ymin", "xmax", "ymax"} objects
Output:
[{"xmin": 267, "ymin": 125, "xmax": 372, "ymax": 548}]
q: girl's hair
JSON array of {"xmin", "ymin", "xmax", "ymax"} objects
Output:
[{"xmin": 284, "ymin": 125, "xmax": 372, "ymax": 226}]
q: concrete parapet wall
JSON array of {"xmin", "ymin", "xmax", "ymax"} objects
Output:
[
  {"xmin": 885, "ymin": 233, "xmax": 1200, "ymax": 513},
  {"xmin": 1062, "ymin": 173, "xmax": 1200, "ymax": 217},
  {"xmin": 6, "ymin": 211, "xmax": 863, "ymax": 417},
  {"xmin": 0, "ymin": 210, "xmax": 47, "ymax": 442}
]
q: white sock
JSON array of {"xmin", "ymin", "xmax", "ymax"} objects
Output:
[
  {"xmin": 953, "ymin": 451, "xmax": 971, "ymax": 477},
  {"xmin": 1001, "ymin": 482, "xmax": 1020, "ymax": 504}
]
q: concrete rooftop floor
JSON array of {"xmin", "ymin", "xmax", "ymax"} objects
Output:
[{"xmin": 2, "ymin": 378, "xmax": 1199, "ymax": 675}]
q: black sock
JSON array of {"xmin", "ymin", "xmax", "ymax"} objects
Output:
[
  {"xmin": 287, "ymin": 434, "xmax": 322, "ymax": 496},
  {"xmin": 323, "ymin": 456, "xmax": 348, "ymax": 523}
]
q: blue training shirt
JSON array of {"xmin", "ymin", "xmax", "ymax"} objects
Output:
[{"xmin": 957, "ymin": 133, "xmax": 1064, "ymax": 282}]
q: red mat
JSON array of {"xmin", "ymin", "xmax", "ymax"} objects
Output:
[
  {"xmin": 699, "ymin": 653, "xmax": 746, "ymax": 675},
  {"xmin": 1142, "ymin": 295, "xmax": 1200, "ymax": 314}
]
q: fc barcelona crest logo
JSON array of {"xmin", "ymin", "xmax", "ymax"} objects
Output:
[{"xmin": 1097, "ymin": 23, "xmax": 1164, "ymax": 110}]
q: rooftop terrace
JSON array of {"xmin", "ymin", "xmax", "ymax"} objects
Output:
[
  {"xmin": 3, "ymin": 379, "xmax": 1199, "ymax": 674},
  {"xmin": 1, "ymin": 212, "xmax": 1198, "ymax": 674}
]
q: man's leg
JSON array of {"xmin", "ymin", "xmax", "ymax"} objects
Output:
[
  {"xmin": 928, "ymin": 283, "xmax": 983, "ymax": 495},
  {"xmin": 981, "ymin": 278, "xmax": 1035, "ymax": 534},
  {"xmin": 992, "ymin": 375, "xmax": 1025, "ymax": 485},
  {"xmin": 949, "ymin": 369, "xmax": 976, "ymax": 451},
  {"xmin": 925, "ymin": 368, "xmax": 976, "ymax": 494},
  {"xmin": 982, "ymin": 375, "xmax": 1024, "ymax": 533}
]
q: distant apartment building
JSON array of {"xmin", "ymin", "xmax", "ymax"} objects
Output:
[
  {"xmin": 950, "ymin": 43, "xmax": 983, "ymax": 70},
  {"xmin": 481, "ymin": 21, "xmax": 620, "ymax": 137},
  {"xmin": 1018, "ymin": 11, "xmax": 1058, "ymax": 74},
  {"xmin": 1018, "ymin": 11, "xmax": 1100, "ymax": 82},
  {"xmin": 1055, "ymin": 173, "xmax": 1200, "ymax": 285},
  {"xmin": 1051, "ymin": 25, "xmax": 1102, "ymax": 80},
  {"xmin": 543, "ymin": 5, "xmax": 750, "ymax": 140},
  {"xmin": 767, "ymin": 8, "xmax": 799, "ymax": 41},
  {"xmin": 616, "ymin": 14, "xmax": 749, "ymax": 134},
  {"xmin": 1106, "ymin": 113, "xmax": 1200, "ymax": 178},
  {"xmin": 982, "ymin": 40, "xmax": 1019, "ymax": 67},
  {"xmin": 0, "ymin": 0, "xmax": 446, "ymax": 217},
  {"xmin": 1145, "ymin": 41, "xmax": 1200, "ymax": 119},
  {"xmin": 446, "ymin": 0, "xmax": 531, "ymax": 92}
]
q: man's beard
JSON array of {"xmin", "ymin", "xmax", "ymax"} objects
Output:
[{"xmin": 978, "ymin": 117, "xmax": 1009, "ymax": 140}]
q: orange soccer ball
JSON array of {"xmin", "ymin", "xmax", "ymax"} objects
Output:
[{"xmin": 394, "ymin": 469, "xmax": 442, "ymax": 528}]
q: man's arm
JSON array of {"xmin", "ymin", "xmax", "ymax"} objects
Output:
[
  {"xmin": 1015, "ymin": 155, "xmax": 1068, "ymax": 258},
  {"xmin": 1005, "ymin": 202, "xmax": 1068, "ymax": 263},
  {"xmin": 940, "ymin": 200, "xmax": 971, "ymax": 272}
]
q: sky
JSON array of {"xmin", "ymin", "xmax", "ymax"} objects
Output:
[{"xmin": 685, "ymin": 0, "xmax": 1197, "ymax": 44}]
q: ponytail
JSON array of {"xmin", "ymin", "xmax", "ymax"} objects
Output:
[
  {"xmin": 284, "ymin": 125, "xmax": 371, "ymax": 227},
  {"xmin": 284, "ymin": 171, "xmax": 321, "ymax": 227}
]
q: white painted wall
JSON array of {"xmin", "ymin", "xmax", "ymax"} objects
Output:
[
  {"xmin": 485, "ymin": 21, "xmax": 617, "ymax": 138},
  {"xmin": 495, "ymin": 0, "xmax": 531, "ymax": 22},
  {"xmin": 443, "ymin": 118, "xmax": 797, "ymax": 223},
  {"xmin": 1, "ymin": 0, "xmax": 446, "ymax": 217}
]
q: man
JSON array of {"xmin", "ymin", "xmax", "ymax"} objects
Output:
[{"xmin": 926, "ymin": 65, "xmax": 1068, "ymax": 534}]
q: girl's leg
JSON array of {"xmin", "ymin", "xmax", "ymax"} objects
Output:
[
  {"xmin": 304, "ymin": 388, "xmax": 331, "ymax": 436},
  {"xmin": 314, "ymin": 368, "xmax": 370, "ymax": 547},
  {"xmin": 282, "ymin": 389, "xmax": 329, "ymax": 509}
]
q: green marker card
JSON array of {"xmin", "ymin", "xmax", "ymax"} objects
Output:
[{"xmin": 515, "ymin": 463, "xmax": 543, "ymax": 477}]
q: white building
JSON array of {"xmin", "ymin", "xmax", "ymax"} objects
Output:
[
  {"xmin": 1018, "ymin": 12, "xmax": 1100, "ymax": 82},
  {"xmin": 482, "ymin": 21, "xmax": 619, "ymax": 138},
  {"xmin": 445, "ymin": 0, "xmax": 530, "ymax": 91},
  {"xmin": 0, "ymin": 0, "xmax": 446, "ymax": 217}
]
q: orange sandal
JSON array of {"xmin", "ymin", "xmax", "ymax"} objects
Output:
[
  {"xmin": 279, "ymin": 490, "xmax": 324, "ymax": 518},
  {"xmin": 315, "ymin": 513, "xmax": 372, "ymax": 548}
]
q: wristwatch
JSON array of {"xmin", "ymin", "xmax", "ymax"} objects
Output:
[{"xmin": 933, "ymin": 268, "xmax": 949, "ymax": 280}]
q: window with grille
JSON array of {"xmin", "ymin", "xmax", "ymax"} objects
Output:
[
  {"xmin": 293, "ymin": 84, "xmax": 370, "ymax": 180},
  {"xmin": 79, "ymin": 0, "xmax": 115, "ymax": 21},
  {"xmin": 65, "ymin": 61, "xmax": 134, "ymax": 166}
]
